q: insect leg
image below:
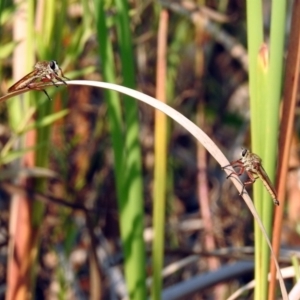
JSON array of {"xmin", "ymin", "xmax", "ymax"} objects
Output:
[
  {"xmin": 238, "ymin": 171, "xmax": 257, "ymax": 195},
  {"xmin": 239, "ymin": 184, "xmax": 246, "ymax": 196},
  {"xmin": 54, "ymin": 74, "xmax": 68, "ymax": 85},
  {"xmin": 243, "ymin": 171, "xmax": 257, "ymax": 185},
  {"xmin": 228, "ymin": 164, "xmax": 248, "ymax": 196},
  {"xmin": 42, "ymin": 89, "xmax": 52, "ymax": 101},
  {"xmin": 49, "ymin": 78, "xmax": 59, "ymax": 88},
  {"xmin": 222, "ymin": 160, "xmax": 243, "ymax": 172},
  {"xmin": 221, "ymin": 163, "xmax": 231, "ymax": 170},
  {"xmin": 225, "ymin": 164, "xmax": 244, "ymax": 179},
  {"xmin": 58, "ymin": 67, "xmax": 70, "ymax": 80},
  {"xmin": 29, "ymin": 83, "xmax": 52, "ymax": 100},
  {"xmin": 58, "ymin": 78, "xmax": 68, "ymax": 85}
]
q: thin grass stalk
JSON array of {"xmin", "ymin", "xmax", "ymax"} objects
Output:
[
  {"xmin": 94, "ymin": 0, "xmax": 125, "ymax": 186},
  {"xmin": 151, "ymin": 9, "xmax": 169, "ymax": 300},
  {"xmin": 260, "ymin": 2, "xmax": 287, "ymax": 299},
  {"xmin": 0, "ymin": 1, "xmax": 4, "ymax": 36},
  {"xmin": 246, "ymin": 1, "xmax": 266, "ymax": 298},
  {"xmin": 164, "ymin": 20, "xmax": 187, "ymax": 252},
  {"xmin": 246, "ymin": 0, "xmax": 263, "ymax": 152},
  {"xmin": 42, "ymin": 0, "xmax": 55, "ymax": 47},
  {"xmin": 49, "ymin": 1, "xmax": 68, "ymax": 58},
  {"xmin": 33, "ymin": 0, "xmax": 66, "ymax": 226},
  {"xmin": 262, "ymin": 0, "xmax": 286, "ymax": 225},
  {"xmin": 93, "ymin": 1, "xmax": 124, "ymax": 194},
  {"xmin": 32, "ymin": 0, "xmax": 56, "ymax": 226},
  {"xmin": 30, "ymin": 4, "xmax": 73, "ymax": 294},
  {"xmin": 256, "ymin": 45, "xmax": 271, "ymax": 298},
  {"xmin": 292, "ymin": 255, "xmax": 300, "ymax": 281},
  {"xmin": 269, "ymin": 1, "xmax": 300, "ymax": 298},
  {"xmin": 194, "ymin": 22, "xmax": 221, "ymax": 296},
  {"xmin": 114, "ymin": 0, "xmax": 147, "ymax": 298}
]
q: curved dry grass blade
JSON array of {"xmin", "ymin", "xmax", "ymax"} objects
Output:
[
  {"xmin": 0, "ymin": 80, "xmax": 288, "ymax": 299},
  {"xmin": 229, "ymin": 265, "xmax": 300, "ymax": 300}
]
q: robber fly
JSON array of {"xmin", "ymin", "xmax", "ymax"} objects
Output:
[
  {"xmin": 8, "ymin": 60, "xmax": 69, "ymax": 100},
  {"xmin": 223, "ymin": 148, "xmax": 279, "ymax": 206}
]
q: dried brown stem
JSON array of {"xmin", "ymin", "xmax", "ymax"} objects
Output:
[{"xmin": 269, "ymin": 0, "xmax": 300, "ymax": 298}]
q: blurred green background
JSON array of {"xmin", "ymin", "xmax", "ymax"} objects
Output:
[{"xmin": 0, "ymin": 0, "xmax": 297, "ymax": 299}]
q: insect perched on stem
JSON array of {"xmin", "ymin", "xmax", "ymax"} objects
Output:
[
  {"xmin": 223, "ymin": 148, "xmax": 279, "ymax": 206},
  {"xmin": 8, "ymin": 60, "xmax": 69, "ymax": 100}
]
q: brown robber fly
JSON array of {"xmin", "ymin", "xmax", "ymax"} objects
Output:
[
  {"xmin": 224, "ymin": 148, "xmax": 279, "ymax": 206},
  {"xmin": 8, "ymin": 60, "xmax": 69, "ymax": 100}
]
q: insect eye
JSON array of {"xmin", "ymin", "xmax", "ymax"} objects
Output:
[
  {"xmin": 49, "ymin": 60, "xmax": 57, "ymax": 70},
  {"xmin": 241, "ymin": 148, "xmax": 248, "ymax": 157}
]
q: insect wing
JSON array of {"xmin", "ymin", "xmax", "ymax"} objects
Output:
[
  {"xmin": 255, "ymin": 163, "xmax": 276, "ymax": 192},
  {"xmin": 8, "ymin": 69, "xmax": 39, "ymax": 92}
]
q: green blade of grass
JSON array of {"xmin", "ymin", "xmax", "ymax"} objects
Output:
[
  {"xmin": 93, "ymin": 1, "xmax": 144, "ymax": 298},
  {"xmin": 247, "ymin": 1, "xmax": 286, "ymax": 299},
  {"xmin": 255, "ymin": 45, "xmax": 271, "ymax": 299},
  {"xmin": 246, "ymin": 1, "xmax": 266, "ymax": 298},
  {"xmin": 266, "ymin": 2, "xmax": 287, "ymax": 299},
  {"xmin": 114, "ymin": 0, "xmax": 147, "ymax": 299}
]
